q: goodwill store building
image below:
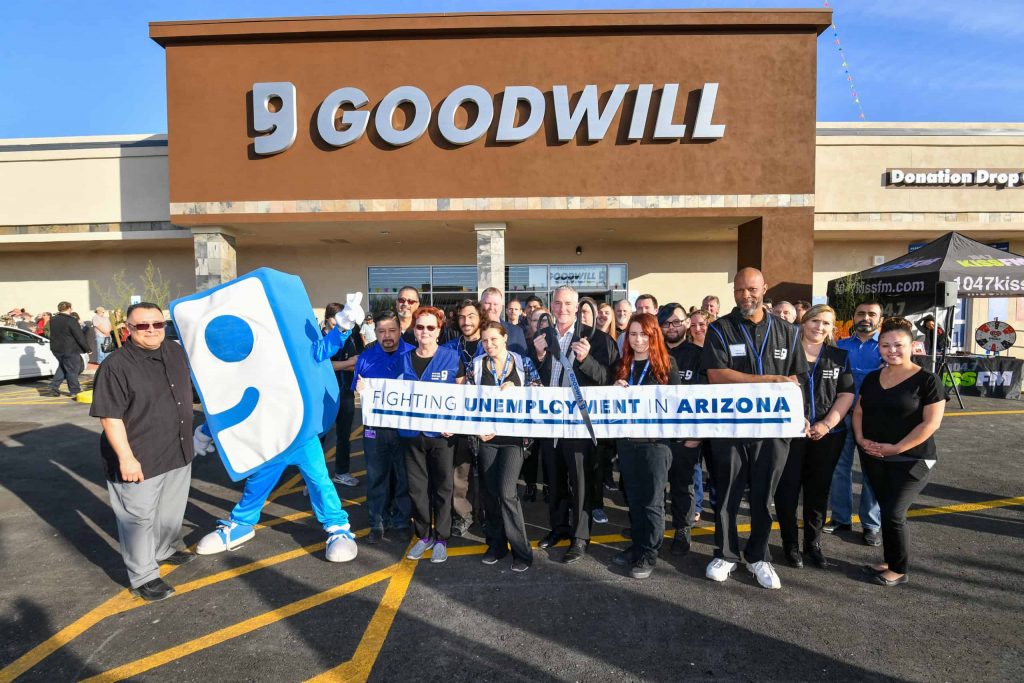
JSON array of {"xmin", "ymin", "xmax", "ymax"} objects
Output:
[{"xmin": 2, "ymin": 9, "xmax": 1023, "ymax": 356}]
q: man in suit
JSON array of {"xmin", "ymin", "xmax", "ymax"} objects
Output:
[
  {"xmin": 47, "ymin": 301, "xmax": 90, "ymax": 398},
  {"xmin": 531, "ymin": 285, "xmax": 619, "ymax": 563}
]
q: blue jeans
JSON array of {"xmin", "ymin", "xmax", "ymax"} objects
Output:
[
  {"xmin": 95, "ymin": 334, "xmax": 110, "ymax": 363},
  {"xmin": 364, "ymin": 427, "xmax": 410, "ymax": 530},
  {"xmin": 694, "ymin": 464, "xmax": 704, "ymax": 512},
  {"xmin": 829, "ymin": 416, "xmax": 881, "ymax": 531}
]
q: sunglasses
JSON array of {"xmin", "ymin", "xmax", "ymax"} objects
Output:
[
  {"xmin": 415, "ymin": 324, "xmax": 438, "ymax": 332},
  {"xmin": 396, "ymin": 297, "xmax": 419, "ymax": 305},
  {"xmin": 129, "ymin": 321, "xmax": 165, "ymax": 331}
]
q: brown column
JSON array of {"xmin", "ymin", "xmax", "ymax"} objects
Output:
[{"xmin": 737, "ymin": 212, "xmax": 814, "ymax": 303}]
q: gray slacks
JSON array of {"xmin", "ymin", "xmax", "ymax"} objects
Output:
[{"xmin": 106, "ymin": 464, "xmax": 192, "ymax": 588}]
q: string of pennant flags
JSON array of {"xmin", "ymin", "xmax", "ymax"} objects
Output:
[{"xmin": 823, "ymin": 1, "xmax": 866, "ymax": 120}]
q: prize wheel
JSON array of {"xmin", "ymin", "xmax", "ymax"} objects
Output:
[{"xmin": 975, "ymin": 320, "xmax": 1017, "ymax": 353}]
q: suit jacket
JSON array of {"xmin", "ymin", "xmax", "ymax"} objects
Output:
[
  {"xmin": 48, "ymin": 313, "xmax": 89, "ymax": 355},
  {"xmin": 530, "ymin": 324, "xmax": 619, "ymax": 387}
]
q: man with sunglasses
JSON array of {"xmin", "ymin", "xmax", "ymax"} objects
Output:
[
  {"xmin": 395, "ymin": 286, "xmax": 420, "ymax": 345},
  {"xmin": 90, "ymin": 302, "xmax": 196, "ymax": 601}
]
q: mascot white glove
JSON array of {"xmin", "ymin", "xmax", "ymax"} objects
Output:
[
  {"xmin": 334, "ymin": 292, "xmax": 365, "ymax": 331},
  {"xmin": 193, "ymin": 424, "xmax": 215, "ymax": 456}
]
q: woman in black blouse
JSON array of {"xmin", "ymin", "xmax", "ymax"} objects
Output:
[
  {"xmin": 611, "ymin": 313, "xmax": 681, "ymax": 579},
  {"xmin": 774, "ymin": 304, "xmax": 854, "ymax": 569},
  {"xmin": 475, "ymin": 321, "xmax": 540, "ymax": 572},
  {"xmin": 855, "ymin": 317, "xmax": 945, "ymax": 586}
]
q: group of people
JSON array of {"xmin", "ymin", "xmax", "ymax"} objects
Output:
[
  {"xmin": 343, "ymin": 268, "xmax": 944, "ymax": 587},
  {"xmin": 85, "ymin": 266, "xmax": 944, "ymax": 600}
]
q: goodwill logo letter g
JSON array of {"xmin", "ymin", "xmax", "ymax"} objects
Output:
[{"xmin": 173, "ymin": 277, "xmax": 303, "ymax": 475}]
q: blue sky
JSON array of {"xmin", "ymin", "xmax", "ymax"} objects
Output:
[{"xmin": 1, "ymin": 0, "xmax": 1021, "ymax": 138}]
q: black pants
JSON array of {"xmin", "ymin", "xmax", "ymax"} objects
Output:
[
  {"xmin": 540, "ymin": 438, "xmax": 598, "ymax": 541},
  {"xmin": 709, "ymin": 438, "xmax": 790, "ymax": 563},
  {"xmin": 860, "ymin": 453, "xmax": 932, "ymax": 574},
  {"xmin": 49, "ymin": 352, "xmax": 84, "ymax": 394},
  {"xmin": 334, "ymin": 389, "xmax": 356, "ymax": 476},
  {"xmin": 520, "ymin": 441, "xmax": 541, "ymax": 488},
  {"xmin": 774, "ymin": 431, "xmax": 845, "ymax": 550},
  {"xmin": 452, "ymin": 436, "xmax": 477, "ymax": 523},
  {"xmin": 590, "ymin": 440, "xmax": 616, "ymax": 509},
  {"xmin": 618, "ymin": 439, "xmax": 672, "ymax": 563},
  {"xmin": 479, "ymin": 442, "xmax": 532, "ymax": 563},
  {"xmin": 669, "ymin": 440, "xmax": 702, "ymax": 533},
  {"xmin": 403, "ymin": 434, "xmax": 456, "ymax": 541}
]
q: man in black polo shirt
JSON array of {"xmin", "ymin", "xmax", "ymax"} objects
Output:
[
  {"xmin": 90, "ymin": 302, "xmax": 196, "ymax": 601},
  {"xmin": 701, "ymin": 268, "xmax": 806, "ymax": 590}
]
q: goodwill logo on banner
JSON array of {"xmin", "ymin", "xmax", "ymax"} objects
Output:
[{"xmin": 360, "ymin": 380, "xmax": 805, "ymax": 439}]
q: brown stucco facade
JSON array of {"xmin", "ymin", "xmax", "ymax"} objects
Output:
[{"xmin": 150, "ymin": 9, "xmax": 830, "ymax": 301}]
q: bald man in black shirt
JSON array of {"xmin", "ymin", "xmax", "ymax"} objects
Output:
[{"xmin": 701, "ymin": 268, "xmax": 807, "ymax": 590}]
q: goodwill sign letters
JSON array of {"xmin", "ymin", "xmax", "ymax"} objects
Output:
[{"xmin": 360, "ymin": 380, "xmax": 805, "ymax": 439}]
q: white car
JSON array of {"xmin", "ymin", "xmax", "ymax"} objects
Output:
[{"xmin": 0, "ymin": 325, "xmax": 91, "ymax": 381}]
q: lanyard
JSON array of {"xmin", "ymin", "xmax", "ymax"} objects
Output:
[
  {"xmin": 488, "ymin": 354, "xmax": 513, "ymax": 385},
  {"xmin": 628, "ymin": 360, "xmax": 651, "ymax": 386},
  {"xmin": 459, "ymin": 337, "xmax": 479, "ymax": 366},
  {"xmin": 738, "ymin": 315, "xmax": 773, "ymax": 375},
  {"xmin": 806, "ymin": 349, "xmax": 824, "ymax": 421}
]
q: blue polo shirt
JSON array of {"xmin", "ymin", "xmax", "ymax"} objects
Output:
[
  {"xmin": 837, "ymin": 332, "xmax": 882, "ymax": 398},
  {"xmin": 349, "ymin": 338, "xmax": 414, "ymax": 390}
]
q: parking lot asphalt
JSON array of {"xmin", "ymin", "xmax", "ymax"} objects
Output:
[{"xmin": 1, "ymin": 376, "xmax": 1022, "ymax": 682}]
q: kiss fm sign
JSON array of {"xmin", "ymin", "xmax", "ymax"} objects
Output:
[{"xmin": 251, "ymin": 82, "xmax": 727, "ymax": 154}]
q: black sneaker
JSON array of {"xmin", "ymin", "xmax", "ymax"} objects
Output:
[
  {"xmin": 130, "ymin": 578, "xmax": 175, "ymax": 602},
  {"xmin": 823, "ymin": 520, "xmax": 852, "ymax": 535},
  {"xmin": 47, "ymin": 390, "xmax": 61, "ymax": 397},
  {"xmin": 630, "ymin": 557, "xmax": 655, "ymax": 579},
  {"xmin": 160, "ymin": 550, "xmax": 196, "ymax": 566},
  {"xmin": 511, "ymin": 559, "xmax": 531, "ymax": 572},
  {"xmin": 863, "ymin": 529, "xmax": 882, "ymax": 547},
  {"xmin": 670, "ymin": 528, "xmax": 691, "ymax": 556},
  {"xmin": 367, "ymin": 527, "xmax": 384, "ymax": 544},
  {"xmin": 481, "ymin": 550, "xmax": 505, "ymax": 565},
  {"xmin": 612, "ymin": 547, "xmax": 636, "ymax": 567}
]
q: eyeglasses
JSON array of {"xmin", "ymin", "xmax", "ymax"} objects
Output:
[
  {"xmin": 396, "ymin": 297, "xmax": 419, "ymax": 305},
  {"xmin": 415, "ymin": 324, "xmax": 437, "ymax": 331},
  {"xmin": 129, "ymin": 321, "xmax": 165, "ymax": 331},
  {"xmin": 661, "ymin": 321, "xmax": 684, "ymax": 329}
]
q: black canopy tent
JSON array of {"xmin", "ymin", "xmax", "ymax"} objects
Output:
[
  {"xmin": 827, "ymin": 231, "xmax": 1024, "ymax": 319},
  {"xmin": 827, "ymin": 232, "xmax": 1024, "ymax": 406}
]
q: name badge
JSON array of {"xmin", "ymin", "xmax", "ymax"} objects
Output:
[
  {"xmin": 729, "ymin": 343, "xmax": 747, "ymax": 357},
  {"xmin": 364, "ymin": 428, "xmax": 377, "ymax": 439}
]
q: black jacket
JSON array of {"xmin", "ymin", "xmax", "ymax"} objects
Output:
[
  {"xmin": 48, "ymin": 313, "xmax": 89, "ymax": 355},
  {"xmin": 531, "ymin": 324, "xmax": 619, "ymax": 387}
]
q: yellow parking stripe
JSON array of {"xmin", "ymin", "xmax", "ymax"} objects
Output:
[
  {"xmin": 79, "ymin": 564, "xmax": 401, "ymax": 683},
  {"xmin": 305, "ymin": 558, "xmax": 419, "ymax": 683}
]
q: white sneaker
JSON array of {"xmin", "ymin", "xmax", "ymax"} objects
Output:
[
  {"xmin": 196, "ymin": 520, "xmax": 255, "ymax": 555},
  {"xmin": 332, "ymin": 473, "xmax": 360, "ymax": 487},
  {"xmin": 430, "ymin": 542, "xmax": 448, "ymax": 564},
  {"xmin": 747, "ymin": 560, "xmax": 782, "ymax": 589},
  {"xmin": 325, "ymin": 525, "xmax": 358, "ymax": 562},
  {"xmin": 705, "ymin": 558, "xmax": 737, "ymax": 582},
  {"xmin": 407, "ymin": 537, "xmax": 435, "ymax": 560}
]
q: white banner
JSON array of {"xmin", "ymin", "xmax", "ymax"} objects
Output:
[{"xmin": 360, "ymin": 379, "xmax": 805, "ymax": 439}]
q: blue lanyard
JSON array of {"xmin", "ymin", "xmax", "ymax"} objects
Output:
[
  {"xmin": 459, "ymin": 337, "xmax": 478, "ymax": 366},
  {"xmin": 488, "ymin": 354, "xmax": 513, "ymax": 385},
  {"xmin": 806, "ymin": 349, "xmax": 824, "ymax": 421},
  {"xmin": 628, "ymin": 360, "xmax": 651, "ymax": 386},
  {"xmin": 738, "ymin": 315, "xmax": 773, "ymax": 375}
]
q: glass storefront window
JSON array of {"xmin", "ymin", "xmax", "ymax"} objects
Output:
[{"xmin": 368, "ymin": 263, "xmax": 628, "ymax": 310}]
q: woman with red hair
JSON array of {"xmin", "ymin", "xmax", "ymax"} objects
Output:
[{"xmin": 610, "ymin": 313, "xmax": 680, "ymax": 579}]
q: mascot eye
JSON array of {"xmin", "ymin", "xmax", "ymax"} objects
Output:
[{"xmin": 205, "ymin": 314, "xmax": 255, "ymax": 363}]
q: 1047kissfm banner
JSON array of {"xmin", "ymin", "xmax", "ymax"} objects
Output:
[{"xmin": 360, "ymin": 379, "xmax": 806, "ymax": 440}]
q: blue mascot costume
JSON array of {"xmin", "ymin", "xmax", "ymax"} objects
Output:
[{"xmin": 170, "ymin": 268, "xmax": 363, "ymax": 562}]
